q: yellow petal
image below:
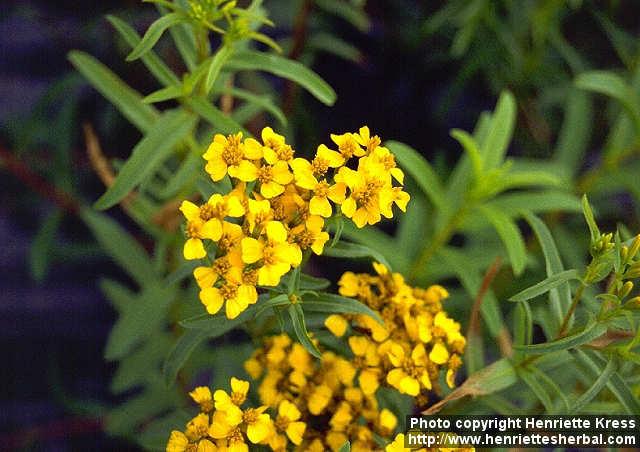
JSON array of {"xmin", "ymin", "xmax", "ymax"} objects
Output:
[
  {"xmin": 358, "ymin": 369, "xmax": 379, "ymax": 395},
  {"xmin": 429, "ymin": 342, "xmax": 450, "ymax": 365},
  {"xmin": 226, "ymin": 195, "xmax": 245, "ymax": 217},
  {"xmin": 205, "ymin": 159, "xmax": 228, "ymax": 181},
  {"xmin": 399, "ymin": 375, "xmax": 420, "ymax": 396},
  {"xmin": 226, "ymin": 297, "xmax": 248, "ymax": 319},
  {"xmin": 199, "ymin": 287, "xmax": 224, "ymax": 314},
  {"xmin": 179, "ymin": 200, "xmax": 200, "ymax": 220},
  {"xmin": 260, "ymin": 181, "xmax": 285, "ymax": 198},
  {"xmin": 194, "ymin": 266, "xmax": 217, "ymax": 289},
  {"xmin": 340, "ymin": 197, "xmax": 356, "ymax": 218},
  {"xmin": 243, "ymin": 138, "xmax": 264, "ymax": 160},
  {"xmin": 237, "ymin": 284, "xmax": 258, "ymax": 305},
  {"xmin": 352, "ymin": 207, "xmax": 369, "ymax": 228},
  {"xmin": 201, "ymin": 219, "xmax": 223, "ymax": 241},
  {"xmin": 265, "ymin": 221, "xmax": 287, "ymax": 243},
  {"xmin": 258, "ymin": 262, "xmax": 290, "ymax": 286},
  {"xmin": 241, "ymin": 237, "xmax": 263, "ymax": 264},
  {"xmin": 197, "ymin": 439, "xmax": 217, "ymax": 452},
  {"xmin": 184, "ymin": 238, "xmax": 206, "ymax": 260},
  {"xmin": 228, "ymin": 160, "xmax": 258, "ymax": 182},
  {"xmin": 286, "ymin": 421, "xmax": 306, "ymax": 446},
  {"xmin": 327, "ymin": 182, "xmax": 347, "ymax": 204},
  {"xmin": 309, "ymin": 195, "xmax": 332, "ymax": 217},
  {"xmin": 246, "ymin": 416, "xmax": 271, "ymax": 443},
  {"xmin": 278, "ymin": 399, "xmax": 301, "ymax": 420},
  {"xmin": 231, "ymin": 377, "xmax": 250, "ymax": 396},
  {"xmin": 325, "ymin": 314, "xmax": 348, "ymax": 337}
]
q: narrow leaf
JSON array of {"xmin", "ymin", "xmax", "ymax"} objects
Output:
[
  {"xmin": 323, "ymin": 240, "xmax": 392, "ymax": 270},
  {"xmin": 226, "ymin": 50, "xmax": 336, "ymax": 106},
  {"xmin": 81, "ymin": 208, "xmax": 157, "ymax": 286},
  {"xmin": 68, "ymin": 51, "xmax": 159, "ymax": 132},
  {"xmin": 302, "ymin": 293, "xmax": 383, "ymax": 324},
  {"xmin": 187, "ymin": 97, "xmax": 249, "ymax": 136},
  {"xmin": 127, "ymin": 13, "xmax": 184, "ymax": 61},
  {"xmin": 513, "ymin": 321, "xmax": 607, "ymax": 354},
  {"xmin": 288, "ymin": 304, "xmax": 321, "ymax": 358},
  {"xmin": 479, "ymin": 205, "xmax": 527, "ymax": 275},
  {"xmin": 163, "ymin": 328, "xmax": 209, "ymax": 385},
  {"xmin": 142, "ymin": 85, "xmax": 182, "ymax": 103},
  {"xmin": 481, "ymin": 91, "xmax": 517, "ymax": 169},
  {"xmin": 509, "ymin": 269, "xmax": 580, "ymax": 302},
  {"xmin": 571, "ymin": 356, "xmax": 617, "ymax": 413},
  {"xmin": 94, "ymin": 109, "xmax": 196, "ymax": 210},
  {"xmin": 205, "ymin": 45, "xmax": 234, "ymax": 93},
  {"xmin": 581, "ymin": 194, "xmax": 600, "ymax": 243},
  {"xmin": 554, "ymin": 88, "xmax": 592, "ymax": 174},
  {"xmin": 29, "ymin": 209, "xmax": 62, "ymax": 282}
]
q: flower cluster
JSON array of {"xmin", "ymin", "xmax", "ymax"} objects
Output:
[
  {"xmin": 326, "ymin": 263, "xmax": 466, "ymax": 398},
  {"xmin": 167, "ymin": 377, "xmax": 290, "ymax": 452},
  {"xmin": 244, "ymin": 334, "xmax": 398, "ymax": 451},
  {"xmin": 180, "ymin": 127, "xmax": 409, "ymax": 319}
]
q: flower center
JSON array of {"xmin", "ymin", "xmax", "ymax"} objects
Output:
[
  {"xmin": 257, "ymin": 165, "xmax": 274, "ymax": 184},
  {"xmin": 199, "ymin": 204, "xmax": 215, "ymax": 221},
  {"xmin": 222, "ymin": 134, "xmax": 244, "ymax": 166},
  {"xmin": 186, "ymin": 221, "xmax": 200, "ymax": 238},
  {"xmin": 220, "ymin": 282, "xmax": 239, "ymax": 300},
  {"xmin": 243, "ymin": 269, "xmax": 258, "ymax": 286},
  {"xmin": 366, "ymin": 135, "xmax": 381, "ymax": 153},
  {"xmin": 262, "ymin": 244, "xmax": 277, "ymax": 265},
  {"xmin": 312, "ymin": 157, "xmax": 329, "ymax": 177},
  {"xmin": 352, "ymin": 180, "xmax": 382, "ymax": 207},
  {"xmin": 275, "ymin": 416, "xmax": 290, "ymax": 432},
  {"xmin": 314, "ymin": 180, "xmax": 330, "ymax": 197},
  {"xmin": 293, "ymin": 230, "xmax": 315, "ymax": 250},
  {"xmin": 231, "ymin": 391, "xmax": 246, "ymax": 406},
  {"xmin": 243, "ymin": 408, "xmax": 259, "ymax": 424},
  {"xmin": 212, "ymin": 257, "xmax": 231, "ymax": 276},
  {"xmin": 339, "ymin": 138, "xmax": 358, "ymax": 158},
  {"xmin": 228, "ymin": 427, "xmax": 244, "ymax": 444}
]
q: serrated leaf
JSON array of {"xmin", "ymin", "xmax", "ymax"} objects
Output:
[
  {"xmin": 288, "ymin": 304, "xmax": 321, "ymax": 358},
  {"xmin": 205, "ymin": 45, "xmax": 234, "ymax": 93},
  {"xmin": 385, "ymin": 140, "xmax": 445, "ymax": 209},
  {"xmin": 509, "ymin": 269, "xmax": 581, "ymax": 302},
  {"xmin": 302, "ymin": 293, "xmax": 383, "ymax": 324},
  {"xmin": 68, "ymin": 51, "xmax": 159, "ymax": 132},
  {"xmin": 81, "ymin": 209, "xmax": 157, "ymax": 286},
  {"xmin": 513, "ymin": 320, "xmax": 607, "ymax": 354},
  {"xmin": 323, "ymin": 240, "xmax": 392, "ymax": 270},
  {"xmin": 107, "ymin": 15, "xmax": 179, "ymax": 86},
  {"xmin": 225, "ymin": 50, "xmax": 336, "ymax": 106},
  {"xmin": 127, "ymin": 13, "xmax": 184, "ymax": 61},
  {"xmin": 479, "ymin": 205, "xmax": 527, "ymax": 275},
  {"xmin": 94, "ymin": 109, "xmax": 196, "ymax": 210},
  {"xmin": 105, "ymin": 284, "xmax": 176, "ymax": 360},
  {"xmin": 481, "ymin": 91, "xmax": 517, "ymax": 169}
]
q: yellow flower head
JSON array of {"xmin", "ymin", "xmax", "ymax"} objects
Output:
[
  {"xmin": 189, "ymin": 386, "xmax": 214, "ymax": 412},
  {"xmin": 204, "ymin": 132, "xmax": 257, "ymax": 181},
  {"xmin": 198, "ymin": 267, "xmax": 258, "ymax": 319},
  {"xmin": 180, "ymin": 200, "xmax": 223, "ymax": 259}
]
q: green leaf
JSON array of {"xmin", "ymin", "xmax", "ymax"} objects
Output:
[
  {"xmin": 451, "ymin": 129, "xmax": 483, "ymax": 179},
  {"xmin": 478, "ymin": 205, "xmax": 527, "ymax": 275},
  {"xmin": 94, "ymin": 109, "xmax": 196, "ymax": 210},
  {"xmin": 159, "ymin": 144, "xmax": 202, "ymax": 198},
  {"xmin": 307, "ymin": 33, "xmax": 361, "ymax": 63},
  {"xmin": 299, "ymin": 274, "xmax": 331, "ymax": 291},
  {"xmin": 575, "ymin": 70, "xmax": 640, "ymax": 133},
  {"xmin": 225, "ymin": 50, "xmax": 336, "ymax": 106},
  {"xmin": 81, "ymin": 208, "xmax": 158, "ymax": 286},
  {"xmin": 105, "ymin": 284, "xmax": 176, "ymax": 360},
  {"xmin": 163, "ymin": 328, "xmax": 209, "ymax": 386},
  {"xmin": 162, "ymin": 6, "xmax": 197, "ymax": 71},
  {"xmin": 186, "ymin": 97, "xmax": 249, "ymax": 136},
  {"xmin": 524, "ymin": 212, "xmax": 571, "ymax": 331},
  {"xmin": 315, "ymin": 0, "xmax": 369, "ymax": 31},
  {"xmin": 99, "ymin": 278, "xmax": 135, "ymax": 312},
  {"xmin": 323, "ymin": 240, "xmax": 392, "ymax": 270},
  {"xmin": 338, "ymin": 441, "xmax": 351, "ymax": 452},
  {"xmin": 111, "ymin": 333, "xmax": 172, "ymax": 393},
  {"xmin": 385, "ymin": 140, "xmax": 445, "ymax": 209},
  {"xmin": 518, "ymin": 368, "xmax": 555, "ymax": 412},
  {"xmin": 302, "ymin": 293, "xmax": 383, "ymax": 324},
  {"xmin": 224, "ymin": 87, "xmax": 287, "ymax": 126},
  {"xmin": 513, "ymin": 320, "xmax": 607, "ymax": 354},
  {"xmin": 574, "ymin": 349, "xmax": 640, "ymax": 414},
  {"xmin": 581, "ymin": 194, "xmax": 600, "ymax": 243},
  {"xmin": 487, "ymin": 191, "xmax": 581, "ymax": 217},
  {"xmin": 481, "ymin": 91, "xmax": 517, "ymax": 169},
  {"xmin": 142, "ymin": 85, "xmax": 182, "ymax": 103},
  {"xmin": 570, "ymin": 356, "xmax": 617, "ymax": 413},
  {"xmin": 509, "ymin": 269, "xmax": 581, "ymax": 302},
  {"xmin": 253, "ymin": 294, "xmax": 290, "ymax": 319},
  {"xmin": 554, "ymin": 88, "xmax": 593, "ymax": 175},
  {"xmin": 29, "ymin": 209, "xmax": 62, "ymax": 282},
  {"xmin": 288, "ymin": 304, "xmax": 321, "ymax": 358},
  {"xmin": 68, "ymin": 51, "xmax": 159, "ymax": 132},
  {"xmin": 106, "ymin": 15, "xmax": 179, "ymax": 86},
  {"xmin": 127, "ymin": 13, "xmax": 184, "ymax": 61},
  {"xmin": 205, "ymin": 45, "xmax": 234, "ymax": 94},
  {"xmin": 179, "ymin": 304, "xmax": 256, "ymax": 330},
  {"xmin": 513, "ymin": 301, "xmax": 533, "ymax": 348}
]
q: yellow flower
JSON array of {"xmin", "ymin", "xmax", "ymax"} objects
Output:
[
  {"xmin": 232, "ymin": 160, "xmax": 293, "ymax": 198},
  {"xmin": 387, "ymin": 342, "xmax": 432, "ymax": 396},
  {"xmin": 289, "ymin": 215, "xmax": 330, "ymax": 255},
  {"xmin": 329, "ymin": 401, "xmax": 352, "ymax": 431},
  {"xmin": 196, "ymin": 439, "xmax": 217, "ymax": 452},
  {"xmin": 336, "ymin": 166, "xmax": 387, "ymax": 228},
  {"xmin": 274, "ymin": 399, "xmax": 306, "ymax": 445},
  {"xmin": 261, "ymin": 127, "xmax": 294, "ymax": 164},
  {"xmin": 180, "ymin": 200, "xmax": 223, "ymax": 259},
  {"xmin": 193, "ymin": 250, "xmax": 243, "ymax": 290},
  {"xmin": 361, "ymin": 144, "xmax": 404, "ymax": 183},
  {"xmin": 185, "ymin": 413, "xmax": 211, "ymax": 441},
  {"xmin": 325, "ymin": 314, "xmax": 348, "ymax": 337},
  {"xmin": 166, "ymin": 431, "xmax": 189, "ymax": 452},
  {"xmin": 353, "ymin": 126, "xmax": 382, "ymax": 154},
  {"xmin": 203, "ymin": 132, "xmax": 260, "ymax": 181},
  {"xmin": 198, "ymin": 267, "xmax": 257, "ymax": 319},
  {"xmin": 429, "ymin": 341, "xmax": 450, "ymax": 365},
  {"xmin": 348, "ymin": 336, "xmax": 381, "ymax": 395},
  {"xmin": 189, "ymin": 386, "xmax": 214, "ymax": 412},
  {"xmin": 241, "ymin": 221, "xmax": 302, "ymax": 286},
  {"xmin": 330, "ymin": 131, "xmax": 366, "ymax": 159},
  {"xmin": 307, "ymin": 384, "xmax": 332, "ymax": 415},
  {"xmin": 378, "ymin": 408, "xmax": 398, "ymax": 435}
]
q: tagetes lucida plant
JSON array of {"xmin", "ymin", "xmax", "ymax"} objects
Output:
[{"xmin": 180, "ymin": 126, "xmax": 409, "ymax": 319}]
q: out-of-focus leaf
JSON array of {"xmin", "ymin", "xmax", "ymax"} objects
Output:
[
  {"xmin": 315, "ymin": 0, "xmax": 369, "ymax": 31},
  {"xmin": 299, "ymin": 274, "xmax": 331, "ymax": 291},
  {"xmin": 224, "ymin": 87, "xmax": 286, "ymax": 126},
  {"xmin": 323, "ymin": 240, "xmax": 392, "ymax": 270},
  {"xmin": 94, "ymin": 109, "xmax": 196, "ymax": 209},
  {"xmin": 159, "ymin": 144, "xmax": 202, "ymax": 198},
  {"xmin": 518, "ymin": 368, "xmax": 554, "ymax": 412},
  {"xmin": 385, "ymin": 141, "xmax": 445, "ymax": 209},
  {"xmin": 486, "ymin": 191, "xmax": 581, "ymax": 216},
  {"xmin": 570, "ymin": 355, "xmax": 617, "ymax": 413},
  {"xmin": 81, "ymin": 209, "xmax": 158, "ymax": 286},
  {"xmin": 205, "ymin": 45, "xmax": 234, "ymax": 94},
  {"xmin": 302, "ymin": 293, "xmax": 382, "ymax": 324},
  {"xmin": 127, "ymin": 13, "xmax": 184, "ymax": 61},
  {"xmin": 142, "ymin": 85, "xmax": 182, "ymax": 103},
  {"xmin": 307, "ymin": 33, "xmax": 361, "ymax": 63},
  {"xmin": 163, "ymin": 328, "xmax": 210, "ymax": 386},
  {"xmin": 581, "ymin": 194, "xmax": 600, "ymax": 243},
  {"xmin": 187, "ymin": 97, "xmax": 249, "ymax": 135},
  {"xmin": 451, "ymin": 129, "xmax": 483, "ymax": 179},
  {"xmin": 554, "ymin": 88, "xmax": 593, "ymax": 174},
  {"xmin": 107, "ymin": 15, "xmax": 179, "ymax": 86},
  {"xmin": 111, "ymin": 333, "xmax": 173, "ymax": 393},
  {"xmin": 338, "ymin": 441, "xmax": 351, "ymax": 452},
  {"xmin": 479, "ymin": 205, "xmax": 526, "ymax": 275},
  {"xmin": 513, "ymin": 301, "xmax": 533, "ymax": 349},
  {"xmin": 99, "ymin": 278, "xmax": 135, "ymax": 312},
  {"xmin": 423, "ymin": 358, "xmax": 517, "ymax": 414},
  {"xmin": 105, "ymin": 284, "xmax": 176, "ymax": 360},
  {"xmin": 513, "ymin": 320, "xmax": 607, "ymax": 354},
  {"xmin": 226, "ymin": 50, "xmax": 336, "ymax": 106},
  {"xmin": 29, "ymin": 209, "xmax": 62, "ymax": 282},
  {"xmin": 288, "ymin": 304, "xmax": 321, "ymax": 358},
  {"xmin": 162, "ymin": 6, "xmax": 197, "ymax": 71},
  {"xmin": 509, "ymin": 269, "xmax": 580, "ymax": 302},
  {"xmin": 481, "ymin": 91, "xmax": 516, "ymax": 169},
  {"xmin": 68, "ymin": 51, "xmax": 159, "ymax": 132}
]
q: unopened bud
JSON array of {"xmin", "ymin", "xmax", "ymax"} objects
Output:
[
  {"xmin": 621, "ymin": 246, "xmax": 629, "ymax": 264},
  {"xmin": 618, "ymin": 281, "xmax": 634, "ymax": 299},
  {"xmin": 629, "ymin": 235, "xmax": 640, "ymax": 261},
  {"xmin": 624, "ymin": 296, "xmax": 640, "ymax": 309}
]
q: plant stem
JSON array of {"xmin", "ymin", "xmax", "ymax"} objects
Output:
[{"xmin": 557, "ymin": 283, "xmax": 585, "ymax": 337}]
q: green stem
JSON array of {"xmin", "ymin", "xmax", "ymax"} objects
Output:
[
  {"xmin": 409, "ymin": 207, "xmax": 467, "ymax": 281},
  {"xmin": 558, "ymin": 283, "xmax": 585, "ymax": 337}
]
